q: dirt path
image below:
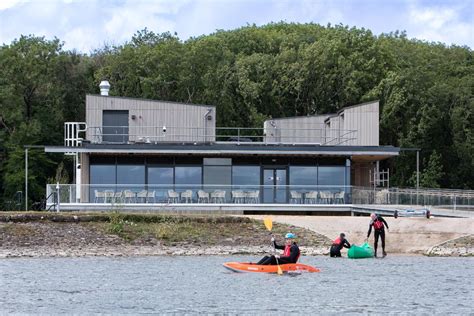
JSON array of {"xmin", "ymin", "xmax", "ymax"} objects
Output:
[{"xmin": 246, "ymin": 215, "xmax": 474, "ymax": 255}]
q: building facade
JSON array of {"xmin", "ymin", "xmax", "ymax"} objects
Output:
[{"xmin": 45, "ymin": 89, "xmax": 399, "ymax": 209}]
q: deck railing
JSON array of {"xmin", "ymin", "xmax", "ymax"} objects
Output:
[
  {"xmin": 47, "ymin": 184, "xmax": 351, "ymax": 205},
  {"xmin": 46, "ymin": 184, "xmax": 474, "ymax": 211}
]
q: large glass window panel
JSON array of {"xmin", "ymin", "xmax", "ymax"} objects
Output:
[
  {"xmin": 148, "ymin": 167, "xmax": 173, "ymax": 184},
  {"xmin": 318, "ymin": 166, "xmax": 346, "ymax": 191},
  {"xmin": 289, "ymin": 166, "xmax": 317, "ymax": 203},
  {"xmin": 232, "ymin": 166, "xmax": 260, "ymax": 187},
  {"xmin": 289, "ymin": 166, "xmax": 317, "ymax": 185},
  {"xmin": 175, "ymin": 167, "xmax": 202, "ymax": 185},
  {"xmin": 90, "ymin": 164, "xmax": 116, "ymax": 202},
  {"xmin": 232, "ymin": 166, "xmax": 261, "ymax": 203},
  {"xmin": 175, "ymin": 166, "xmax": 202, "ymax": 202},
  {"xmin": 148, "ymin": 167, "xmax": 173, "ymax": 202},
  {"xmin": 117, "ymin": 165, "xmax": 145, "ymax": 193}
]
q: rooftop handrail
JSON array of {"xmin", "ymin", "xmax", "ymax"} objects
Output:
[{"xmin": 70, "ymin": 123, "xmax": 358, "ymax": 146}]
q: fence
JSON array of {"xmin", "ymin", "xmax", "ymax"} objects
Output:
[
  {"xmin": 352, "ymin": 187, "xmax": 473, "ymax": 211},
  {"xmin": 84, "ymin": 125, "xmax": 357, "ymax": 146},
  {"xmin": 46, "ymin": 184, "xmax": 473, "ymax": 212}
]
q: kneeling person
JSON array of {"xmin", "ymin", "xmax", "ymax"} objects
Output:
[
  {"xmin": 257, "ymin": 233, "xmax": 300, "ymax": 265},
  {"xmin": 330, "ymin": 233, "xmax": 351, "ymax": 257}
]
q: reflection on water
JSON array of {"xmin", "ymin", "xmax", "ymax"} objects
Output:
[{"xmin": 0, "ymin": 256, "xmax": 472, "ymax": 314}]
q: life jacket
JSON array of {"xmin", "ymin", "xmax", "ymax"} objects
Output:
[
  {"xmin": 332, "ymin": 237, "xmax": 343, "ymax": 246},
  {"xmin": 283, "ymin": 243, "xmax": 301, "ymax": 262},
  {"xmin": 373, "ymin": 219, "xmax": 384, "ymax": 230}
]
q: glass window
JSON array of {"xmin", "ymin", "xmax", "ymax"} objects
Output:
[
  {"xmin": 289, "ymin": 166, "xmax": 317, "ymax": 185},
  {"xmin": 90, "ymin": 164, "xmax": 116, "ymax": 202},
  {"xmin": 175, "ymin": 167, "xmax": 202, "ymax": 185},
  {"xmin": 289, "ymin": 166, "xmax": 317, "ymax": 199},
  {"xmin": 117, "ymin": 165, "xmax": 145, "ymax": 192},
  {"xmin": 175, "ymin": 166, "xmax": 202, "ymax": 202},
  {"xmin": 318, "ymin": 166, "xmax": 346, "ymax": 191},
  {"xmin": 148, "ymin": 167, "xmax": 173, "ymax": 202},
  {"xmin": 232, "ymin": 166, "xmax": 260, "ymax": 193},
  {"xmin": 148, "ymin": 167, "xmax": 173, "ymax": 185},
  {"xmin": 90, "ymin": 165, "xmax": 116, "ymax": 186}
]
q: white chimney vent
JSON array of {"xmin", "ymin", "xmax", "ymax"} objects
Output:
[{"xmin": 99, "ymin": 80, "xmax": 110, "ymax": 96}]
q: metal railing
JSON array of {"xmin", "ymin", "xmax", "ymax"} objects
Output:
[
  {"xmin": 47, "ymin": 184, "xmax": 352, "ymax": 205},
  {"xmin": 72, "ymin": 124, "xmax": 357, "ymax": 146},
  {"xmin": 45, "ymin": 184, "xmax": 474, "ymax": 211},
  {"xmin": 352, "ymin": 187, "xmax": 473, "ymax": 211}
]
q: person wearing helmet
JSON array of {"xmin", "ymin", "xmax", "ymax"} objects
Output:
[
  {"xmin": 367, "ymin": 213, "xmax": 389, "ymax": 257},
  {"xmin": 256, "ymin": 232, "xmax": 301, "ymax": 265},
  {"xmin": 330, "ymin": 233, "xmax": 351, "ymax": 257}
]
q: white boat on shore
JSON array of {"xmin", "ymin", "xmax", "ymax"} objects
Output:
[{"xmin": 395, "ymin": 208, "xmax": 430, "ymax": 218}]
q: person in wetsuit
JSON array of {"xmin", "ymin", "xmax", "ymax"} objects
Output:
[
  {"xmin": 257, "ymin": 233, "xmax": 300, "ymax": 265},
  {"xmin": 367, "ymin": 213, "xmax": 389, "ymax": 257},
  {"xmin": 330, "ymin": 233, "xmax": 351, "ymax": 257}
]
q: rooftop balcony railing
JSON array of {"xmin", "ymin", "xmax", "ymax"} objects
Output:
[{"xmin": 65, "ymin": 123, "xmax": 358, "ymax": 146}]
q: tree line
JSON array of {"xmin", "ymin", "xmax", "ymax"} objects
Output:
[{"xmin": 0, "ymin": 23, "xmax": 472, "ymax": 206}]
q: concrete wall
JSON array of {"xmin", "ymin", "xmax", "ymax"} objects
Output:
[{"xmin": 85, "ymin": 95, "xmax": 216, "ymax": 143}]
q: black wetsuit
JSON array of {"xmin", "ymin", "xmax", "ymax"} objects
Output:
[
  {"xmin": 257, "ymin": 241, "xmax": 300, "ymax": 265},
  {"xmin": 367, "ymin": 216, "xmax": 389, "ymax": 256},
  {"xmin": 330, "ymin": 238, "xmax": 351, "ymax": 257}
]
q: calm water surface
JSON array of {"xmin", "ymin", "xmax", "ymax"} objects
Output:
[{"xmin": 0, "ymin": 256, "xmax": 472, "ymax": 314}]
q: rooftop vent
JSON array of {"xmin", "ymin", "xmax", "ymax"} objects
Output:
[{"xmin": 99, "ymin": 80, "xmax": 110, "ymax": 96}]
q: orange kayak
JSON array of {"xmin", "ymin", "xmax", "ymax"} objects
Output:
[{"xmin": 223, "ymin": 262, "xmax": 320, "ymax": 273}]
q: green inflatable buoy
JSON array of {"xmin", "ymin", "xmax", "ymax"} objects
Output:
[{"xmin": 348, "ymin": 242, "xmax": 374, "ymax": 259}]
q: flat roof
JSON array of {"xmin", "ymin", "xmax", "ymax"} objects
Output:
[{"xmin": 45, "ymin": 143, "xmax": 399, "ymax": 159}]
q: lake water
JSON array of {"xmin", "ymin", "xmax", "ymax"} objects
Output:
[{"xmin": 0, "ymin": 256, "xmax": 472, "ymax": 314}]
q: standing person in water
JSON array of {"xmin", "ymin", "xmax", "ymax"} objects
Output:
[
  {"xmin": 257, "ymin": 233, "xmax": 300, "ymax": 265},
  {"xmin": 367, "ymin": 213, "xmax": 389, "ymax": 257},
  {"xmin": 330, "ymin": 233, "xmax": 351, "ymax": 257}
]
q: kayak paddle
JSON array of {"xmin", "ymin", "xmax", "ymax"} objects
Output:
[{"xmin": 263, "ymin": 217, "xmax": 283, "ymax": 275}]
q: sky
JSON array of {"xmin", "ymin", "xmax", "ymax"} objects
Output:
[{"xmin": 0, "ymin": 0, "xmax": 472, "ymax": 52}]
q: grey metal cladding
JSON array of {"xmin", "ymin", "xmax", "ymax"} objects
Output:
[
  {"xmin": 263, "ymin": 101, "xmax": 379, "ymax": 146},
  {"xmin": 85, "ymin": 95, "xmax": 216, "ymax": 143}
]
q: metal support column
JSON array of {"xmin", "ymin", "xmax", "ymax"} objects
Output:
[
  {"xmin": 416, "ymin": 150, "xmax": 419, "ymax": 205},
  {"xmin": 25, "ymin": 148, "xmax": 28, "ymax": 211}
]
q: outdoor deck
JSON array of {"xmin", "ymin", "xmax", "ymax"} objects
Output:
[{"xmin": 45, "ymin": 184, "xmax": 474, "ymax": 217}]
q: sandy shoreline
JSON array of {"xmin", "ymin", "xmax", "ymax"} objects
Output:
[{"xmin": 246, "ymin": 215, "xmax": 474, "ymax": 257}]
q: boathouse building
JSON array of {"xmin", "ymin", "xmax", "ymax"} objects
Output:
[{"xmin": 45, "ymin": 82, "xmax": 399, "ymax": 210}]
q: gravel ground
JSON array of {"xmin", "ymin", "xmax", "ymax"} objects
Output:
[{"xmin": 0, "ymin": 214, "xmax": 332, "ymax": 258}]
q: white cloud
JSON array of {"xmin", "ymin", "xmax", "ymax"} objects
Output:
[
  {"xmin": 407, "ymin": 3, "xmax": 473, "ymax": 46},
  {"xmin": 103, "ymin": 0, "xmax": 186, "ymax": 43},
  {"xmin": 0, "ymin": 0, "xmax": 472, "ymax": 51},
  {"xmin": 0, "ymin": 0, "xmax": 24, "ymax": 11}
]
